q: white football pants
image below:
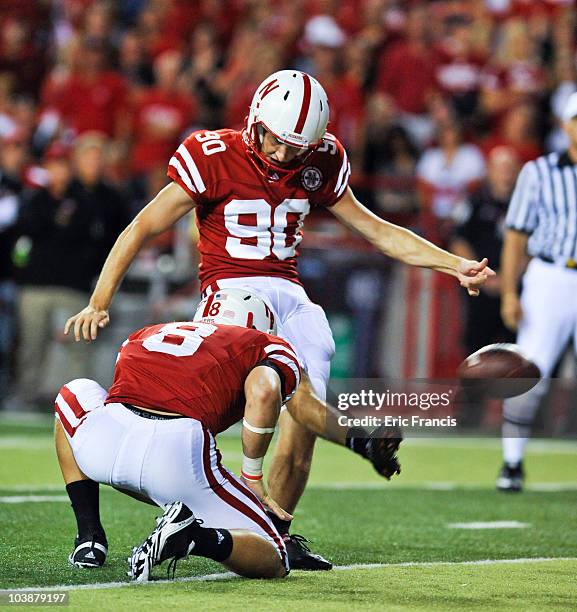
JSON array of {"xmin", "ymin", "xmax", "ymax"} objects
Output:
[
  {"xmin": 503, "ymin": 258, "xmax": 577, "ymax": 462},
  {"xmin": 55, "ymin": 378, "xmax": 287, "ymax": 569},
  {"xmin": 203, "ymin": 277, "xmax": 335, "ymax": 401}
]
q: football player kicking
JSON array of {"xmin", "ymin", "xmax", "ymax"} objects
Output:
[
  {"xmin": 65, "ymin": 70, "xmax": 493, "ymax": 570},
  {"xmin": 56, "ymin": 290, "xmax": 400, "ymax": 580}
]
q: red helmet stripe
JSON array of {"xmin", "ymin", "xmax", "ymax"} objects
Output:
[{"xmin": 294, "ymin": 73, "xmax": 312, "ymax": 134}]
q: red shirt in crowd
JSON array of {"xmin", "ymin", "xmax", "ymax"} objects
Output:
[
  {"xmin": 106, "ymin": 322, "xmax": 302, "ymax": 434},
  {"xmin": 480, "ymin": 135, "xmax": 541, "ymax": 165},
  {"xmin": 480, "ymin": 62, "xmax": 546, "ymax": 108},
  {"xmin": 52, "ymin": 71, "xmax": 128, "ymax": 137},
  {"xmin": 377, "ymin": 40, "xmax": 439, "ymax": 114},
  {"xmin": 321, "ymin": 75, "xmax": 365, "ymax": 153},
  {"xmin": 223, "ymin": 81, "xmax": 255, "ymax": 131},
  {"xmin": 435, "ymin": 43, "xmax": 486, "ymax": 98},
  {"xmin": 130, "ymin": 89, "xmax": 196, "ymax": 174}
]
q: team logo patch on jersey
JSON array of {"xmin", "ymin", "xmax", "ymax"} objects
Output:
[{"xmin": 301, "ymin": 166, "xmax": 323, "ymax": 191}]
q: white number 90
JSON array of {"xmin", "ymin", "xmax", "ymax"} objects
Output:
[{"xmin": 195, "ymin": 131, "xmax": 226, "ymax": 156}]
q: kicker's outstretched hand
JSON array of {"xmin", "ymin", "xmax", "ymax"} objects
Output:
[
  {"xmin": 64, "ymin": 306, "xmax": 110, "ymax": 342},
  {"xmin": 457, "ymin": 257, "xmax": 496, "ymax": 297}
]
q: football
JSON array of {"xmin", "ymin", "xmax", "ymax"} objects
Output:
[{"xmin": 457, "ymin": 343, "xmax": 541, "ymax": 399}]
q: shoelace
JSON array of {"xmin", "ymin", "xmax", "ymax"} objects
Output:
[
  {"xmin": 137, "ymin": 508, "xmax": 203, "ymax": 579},
  {"xmin": 287, "ymin": 533, "xmax": 313, "ymax": 553},
  {"xmin": 167, "ymin": 556, "xmax": 180, "ymax": 579}
]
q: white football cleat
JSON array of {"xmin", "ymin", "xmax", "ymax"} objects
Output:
[{"xmin": 128, "ymin": 501, "xmax": 198, "ymax": 582}]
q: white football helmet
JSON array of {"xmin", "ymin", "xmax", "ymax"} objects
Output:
[
  {"xmin": 244, "ymin": 70, "xmax": 330, "ymax": 179},
  {"xmin": 193, "ymin": 288, "xmax": 276, "ymax": 335}
]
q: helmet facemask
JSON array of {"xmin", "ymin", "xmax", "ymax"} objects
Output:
[{"xmin": 243, "ymin": 122, "xmax": 318, "ymax": 182}]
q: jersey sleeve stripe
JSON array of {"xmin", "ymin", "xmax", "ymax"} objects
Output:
[
  {"xmin": 334, "ymin": 149, "xmax": 349, "ymax": 194},
  {"xmin": 177, "ymin": 144, "xmax": 206, "ymax": 194},
  {"xmin": 55, "ymin": 394, "xmax": 83, "ymax": 428},
  {"xmin": 116, "ymin": 339, "xmax": 128, "ymax": 364},
  {"xmin": 267, "ymin": 354, "xmax": 301, "ymax": 386},
  {"xmin": 54, "ymin": 403, "xmax": 75, "ymax": 437},
  {"xmin": 336, "ymin": 162, "xmax": 351, "ymax": 198},
  {"xmin": 60, "ymin": 385, "xmax": 87, "ymax": 419},
  {"xmin": 169, "ymin": 156, "xmax": 197, "ymax": 194},
  {"xmin": 264, "ymin": 343, "xmax": 299, "ymax": 361}
]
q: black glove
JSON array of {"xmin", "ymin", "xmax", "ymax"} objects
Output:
[{"xmin": 346, "ymin": 424, "xmax": 402, "ymax": 479}]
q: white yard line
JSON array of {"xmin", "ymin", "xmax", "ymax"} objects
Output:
[
  {"xmin": 4, "ymin": 557, "xmax": 576, "ymax": 593},
  {"xmin": 2, "ymin": 434, "xmax": 576, "ymax": 453},
  {"xmin": 0, "ymin": 437, "xmax": 53, "ymax": 449},
  {"xmin": 0, "ymin": 484, "xmax": 63, "ymax": 492},
  {"xmin": 528, "ymin": 482, "xmax": 577, "ymax": 492},
  {"xmin": 403, "ymin": 438, "xmax": 577, "ymax": 453},
  {"xmin": 447, "ymin": 521, "xmax": 530, "ymax": 529},
  {"xmin": 2, "ymin": 482, "xmax": 577, "ymax": 497},
  {"xmin": 0, "ymin": 495, "xmax": 69, "ymax": 503},
  {"xmin": 0, "ymin": 414, "xmax": 53, "ymax": 426},
  {"xmin": 307, "ymin": 482, "xmax": 577, "ymax": 492}
]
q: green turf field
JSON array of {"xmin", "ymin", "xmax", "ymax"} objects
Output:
[{"xmin": 0, "ymin": 415, "xmax": 576, "ymax": 610}]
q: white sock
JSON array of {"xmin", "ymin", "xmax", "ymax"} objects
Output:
[{"xmin": 502, "ymin": 425, "xmax": 530, "ymax": 466}]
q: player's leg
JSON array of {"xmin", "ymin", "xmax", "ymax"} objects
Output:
[
  {"xmin": 222, "ymin": 529, "xmax": 286, "ymax": 578},
  {"xmin": 499, "ymin": 261, "xmax": 576, "ymax": 491},
  {"xmin": 267, "ymin": 299, "xmax": 335, "ymax": 569},
  {"xmin": 205, "ymin": 279, "xmax": 335, "ymax": 568},
  {"xmin": 130, "ymin": 501, "xmax": 286, "ymax": 581},
  {"xmin": 55, "ymin": 419, "xmax": 108, "ymax": 567},
  {"xmin": 130, "ymin": 423, "xmax": 288, "ymax": 581},
  {"xmin": 16, "ymin": 287, "xmax": 50, "ymax": 406},
  {"xmin": 269, "ymin": 409, "xmax": 316, "ymax": 515},
  {"xmin": 267, "ymin": 300, "xmax": 335, "ymax": 508},
  {"xmin": 54, "ymin": 379, "xmax": 110, "ymax": 567}
]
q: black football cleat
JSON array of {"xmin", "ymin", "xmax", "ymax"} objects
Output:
[
  {"xmin": 284, "ymin": 534, "xmax": 332, "ymax": 571},
  {"xmin": 496, "ymin": 462, "xmax": 524, "ymax": 492},
  {"xmin": 128, "ymin": 501, "xmax": 199, "ymax": 582},
  {"xmin": 68, "ymin": 534, "xmax": 108, "ymax": 568}
]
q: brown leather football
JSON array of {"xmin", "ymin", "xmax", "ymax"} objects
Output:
[{"xmin": 457, "ymin": 343, "xmax": 541, "ymax": 399}]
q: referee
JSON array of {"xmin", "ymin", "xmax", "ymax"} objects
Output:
[{"xmin": 497, "ymin": 93, "xmax": 577, "ymax": 492}]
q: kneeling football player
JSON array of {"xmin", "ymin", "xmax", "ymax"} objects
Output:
[{"xmin": 55, "ymin": 291, "xmax": 401, "ymax": 580}]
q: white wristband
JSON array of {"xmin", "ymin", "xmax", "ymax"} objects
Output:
[
  {"xmin": 243, "ymin": 418, "xmax": 276, "ymax": 434},
  {"xmin": 241, "ymin": 455, "xmax": 264, "ymax": 481}
]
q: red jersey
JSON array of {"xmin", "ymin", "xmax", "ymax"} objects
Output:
[
  {"xmin": 377, "ymin": 41, "xmax": 439, "ymax": 115},
  {"xmin": 130, "ymin": 89, "xmax": 196, "ymax": 173},
  {"xmin": 167, "ymin": 129, "xmax": 350, "ymax": 292},
  {"xmin": 105, "ymin": 322, "xmax": 301, "ymax": 434},
  {"xmin": 55, "ymin": 71, "xmax": 128, "ymax": 137}
]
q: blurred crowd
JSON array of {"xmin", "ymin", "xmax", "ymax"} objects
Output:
[{"xmin": 1, "ymin": 0, "xmax": 576, "ymax": 406}]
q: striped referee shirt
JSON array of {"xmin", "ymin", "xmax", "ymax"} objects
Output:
[{"xmin": 506, "ymin": 151, "xmax": 577, "ymax": 262}]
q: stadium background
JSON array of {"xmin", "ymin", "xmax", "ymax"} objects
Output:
[
  {"xmin": 0, "ymin": 1, "xmax": 576, "ymax": 607},
  {"xmin": 1, "ymin": 0, "xmax": 576, "ymax": 417}
]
